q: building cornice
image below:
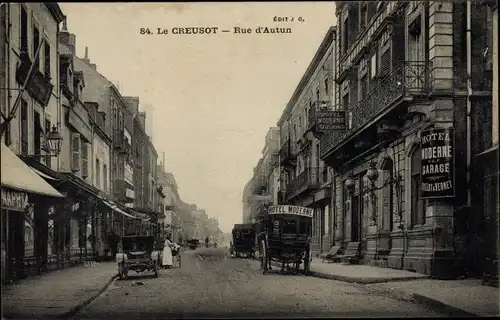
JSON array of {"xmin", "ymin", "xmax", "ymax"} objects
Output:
[
  {"xmin": 44, "ymin": 4, "xmax": 65, "ymax": 24},
  {"xmin": 277, "ymin": 26, "xmax": 337, "ymax": 126}
]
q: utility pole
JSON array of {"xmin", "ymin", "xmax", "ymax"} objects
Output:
[{"xmin": 0, "ymin": 39, "xmax": 44, "ymax": 136}]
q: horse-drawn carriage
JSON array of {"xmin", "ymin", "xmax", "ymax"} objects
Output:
[
  {"xmin": 255, "ymin": 205, "xmax": 313, "ymax": 275},
  {"xmin": 230, "ymin": 223, "xmax": 256, "ymax": 258}
]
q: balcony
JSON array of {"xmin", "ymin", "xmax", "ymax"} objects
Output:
[
  {"xmin": 279, "ymin": 138, "xmax": 297, "ymax": 167},
  {"xmin": 114, "ymin": 179, "xmax": 134, "ymax": 202},
  {"xmin": 285, "ymin": 167, "xmax": 320, "ymax": 201},
  {"xmin": 16, "ymin": 52, "xmax": 54, "ymax": 107},
  {"xmin": 253, "ymin": 175, "xmax": 267, "ymax": 194},
  {"xmin": 114, "ymin": 131, "xmax": 131, "ymax": 155},
  {"xmin": 320, "ymin": 61, "xmax": 432, "ymax": 159},
  {"xmin": 266, "ymin": 151, "xmax": 278, "ymax": 168},
  {"xmin": 307, "ymin": 101, "xmax": 347, "ymax": 137}
]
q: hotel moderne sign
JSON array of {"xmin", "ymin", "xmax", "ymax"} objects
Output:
[{"xmin": 420, "ymin": 128, "xmax": 455, "ymax": 199}]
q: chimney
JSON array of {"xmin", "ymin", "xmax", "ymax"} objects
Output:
[
  {"xmin": 138, "ymin": 111, "xmax": 146, "ymax": 129},
  {"xmin": 58, "ymin": 17, "xmax": 76, "ymax": 55},
  {"xmin": 82, "ymin": 46, "xmax": 90, "ymax": 64}
]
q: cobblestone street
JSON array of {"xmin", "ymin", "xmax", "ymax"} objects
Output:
[{"xmin": 72, "ymin": 248, "xmax": 442, "ymax": 319}]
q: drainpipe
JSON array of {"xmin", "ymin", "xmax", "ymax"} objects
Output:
[
  {"xmin": 331, "ymin": 167, "xmax": 337, "ymax": 246},
  {"xmin": 466, "ymin": 0, "xmax": 472, "ymax": 208}
]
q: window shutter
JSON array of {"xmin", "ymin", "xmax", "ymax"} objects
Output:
[
  {"xmin": 82, "ymin": 142, "xmax": 89, "ymax": 178},
  {"xmin": 380, "ymin": 50, "xmax": 391, "ymax": 77},
  {"xmin": 71, "ymin": 133, "xmax": 81, "ymax": 172}
]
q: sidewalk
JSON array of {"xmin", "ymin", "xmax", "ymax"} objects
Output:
[
  {"xmin": 266, "ymin": 257, "xmax": 499, "ymax": 317},
  {"xmin": 264, "ymin": 256, "xmax": 428, "ymax": 284},
  {"xmin": 307, "ymin": 257, "xmax": 427, "ymax": 283},
  {"xmin": 366, "ymin": 279, "xmax": 500, "ymax": 317},
  {"xmin": 2, "ymin": 261, "xmax": 118, "ymax": 319}
]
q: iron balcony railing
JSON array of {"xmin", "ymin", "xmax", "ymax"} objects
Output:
[
  {"xmin": 114, "ymin": 132, "xmax": 131, "ymax": 155},
  {"xmin": 285, "ymin": 167, "xmax": 320, "ymax": 200},
  {"xmin": 279, "ymin": 138, "xmax": 297, "ymax": 164},
  {"xmin": 320, "ymin": 61, "xmax": 432, "ymax": 158}
]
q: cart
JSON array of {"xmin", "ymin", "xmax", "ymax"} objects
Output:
[
  {"xmin": 255, "ymin": 205, "xmax": 313, "ymax": 275},
  {"xmin": 231, "ymin": 223, "xmax": 256, "ymax": 258},
  {"xmin": 115, "ymin": 235, "xmax": 161, "ymax": 280}
]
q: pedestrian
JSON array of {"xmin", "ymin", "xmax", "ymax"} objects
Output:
[
  {"xmin": 205, "ymin": 236, "xmax": 209, "ymax": 248},
  {"xmin": 108, "ymin": 231, "xmax": 120, "ymax": 258},
  {"xmin": 162, "ymin": 236, "xmax": 174, "ymax": 269}
]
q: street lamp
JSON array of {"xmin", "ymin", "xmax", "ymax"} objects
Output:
[
  {"xmin": 46, "ymin": 125, "xmax": 63, "ymax": 157},
  {"xmin": 345, "ymin": 161, "xmax": 403, "ymax": 225}
]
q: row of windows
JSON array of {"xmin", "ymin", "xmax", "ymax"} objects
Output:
[{"xmin": 19, "ymin": 4, "xmax": 52, "ymax": 79}]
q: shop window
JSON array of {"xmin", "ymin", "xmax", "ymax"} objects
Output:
[{"xmin": 410, "ymin": 147, "xmax": 425, "ymax": 226}]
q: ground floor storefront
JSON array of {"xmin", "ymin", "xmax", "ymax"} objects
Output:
[{"xmin": 323, "ymin": 120, "xmax": 497, "ymax": 279}]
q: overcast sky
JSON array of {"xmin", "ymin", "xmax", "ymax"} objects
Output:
[{"xmin": 59, "ymin": 2, "xmax": 335, "ymax": 233}]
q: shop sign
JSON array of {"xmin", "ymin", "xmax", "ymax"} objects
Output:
[
  {"xmin": 267, "ymin": 205, "xmax": 314, "ymax": 218},
  {"xmin": 315, "ymin": 110, "xmax": 346, "ymax": 131},
  {"xmin": 15, "ymin": 52, "xmax": 54, "ymax": 106},
  {"xmin": 420, "ymin": 128, "xmax": 455, "ymax": 199},
  {"xmin": 1, "ymin": 188, "xmax": 29, "ymax": 211}
]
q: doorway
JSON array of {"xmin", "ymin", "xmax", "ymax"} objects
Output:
[{"xmin": 351, "ymin": 195, "xmax": 361, "ymax": 242}]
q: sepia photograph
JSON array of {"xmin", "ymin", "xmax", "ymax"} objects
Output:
[{"xmin": 0, "ymin": 1, "xmax": 499, "ymax": 319}]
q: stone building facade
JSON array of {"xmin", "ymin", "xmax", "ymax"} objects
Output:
[
  {"xmin": 276, "ymin": 27, "xmax": 337, "ymax": 256},
  {"xmin": 320, "ymin": 1, "xmax": 495, "ymax": 278}
]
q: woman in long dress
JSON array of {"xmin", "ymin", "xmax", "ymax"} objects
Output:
[{"xmin": 162, "ymin": 237, "xmax": 174, "ymax": 269}]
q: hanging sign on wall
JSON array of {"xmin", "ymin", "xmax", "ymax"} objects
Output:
[{"xmin": 420, "ymin": 128, "xmax": 455, "ymax": 199}]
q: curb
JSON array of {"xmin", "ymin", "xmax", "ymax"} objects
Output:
[
  {"xmin": 264, "ymin": 260, "xmax": 427, "ymax": 284},
  {"xmin": 60, "ymin": 273, "xmax": 118, "ymax": 319},
  {"xmin": 412, "ymin": 293, "xmax": 479, "ymax": 317}
]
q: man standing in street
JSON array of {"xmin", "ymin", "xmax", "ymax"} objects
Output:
[{"xmin": 205, "ymin": 236, "xmax": 209, "ymax": 248}]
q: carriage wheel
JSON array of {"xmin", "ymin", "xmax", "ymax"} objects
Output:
[
  {"xmin": 260, "ymin": 240, "xmax": 268, "ymax": 275},
  {"xmin": 303, "ymin": 249, "xmax": 311, "ymax": 275}
]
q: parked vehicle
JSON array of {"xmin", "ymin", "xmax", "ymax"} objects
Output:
[
  {"xmin": 115, "ymin": 235, "xmax": 161, "ymax": 280},
  {"xmin": 254, "ymin": 205, "xmax": 313, "ymax": 275},
  {"xmin": 186, "ymin": 239, "xmax": 200, "ymax": 250},
  {"xmin": 231, "ymin": 223, "xmax": 256, "ymax": 258}
]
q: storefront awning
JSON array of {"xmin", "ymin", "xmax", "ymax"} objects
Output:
[
  {"xmin": 101, "ymin": 199, "xmax": 141, "ymax": 220},
  {"xmin": 29, "ymin": 166, "xmax": 59, "ymax": 180},
  {"xmin": 1, "ymin": 143, "xmax": 64, "ymax": 198}
]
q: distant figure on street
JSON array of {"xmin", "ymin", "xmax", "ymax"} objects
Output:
[
  {"xmin": 108, "ymin": 231, "xmax": 120, "ymax": 258},
  {"xmin": 162, "ymin": 237, "xmax": 174, "ymax": 269},
  {"xmin": 205, "ymin": 237, "xmax": 209, "ymax": 248}
]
